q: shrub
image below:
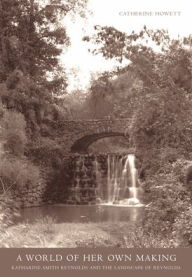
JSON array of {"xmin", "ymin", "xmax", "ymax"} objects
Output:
[
  {"xmin": 123, "ymin": 226, "xmax": 174, "ymax": 248},
  {"xmin": 0, "ymin": 110, "xmax": 27, "ymax": 156},
  {"xmin": 141, "ymin": 159, "xmax": 191, "ymax": 237},
  {"xmin": 0, "ymin": 195, "xmax": 20, "ymax": 229},
  {"xmin": 173, "ymin": 207, "xmax": 192, "ymax": 246},
  {"xmin": 0, "ymin": 156, "xmax": 43, "ymax": 191}
]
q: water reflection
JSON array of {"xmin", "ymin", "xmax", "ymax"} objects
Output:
[{"xmin": 19, "ymin": 205, "xmax": 144, "ymax": 224}]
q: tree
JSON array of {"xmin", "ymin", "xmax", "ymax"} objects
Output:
[
  {"xmin": 0, "ymin": 0, "xmax": 88, "ymax": 91},
  {"xmin": 0, "ymin": 0, "xmax": 89, "ymax": 137},
  {"xmin": 84, "ymin": 26, "xmax": 192, "ymax": 157},
  {"xmin": 85, "ymin": 26, "xmax": 192, "ymax": 92}
]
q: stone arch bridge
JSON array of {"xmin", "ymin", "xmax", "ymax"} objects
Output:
[{"xmin": 55, "ymin": 118, "xmax": 132, "ymax": 153}]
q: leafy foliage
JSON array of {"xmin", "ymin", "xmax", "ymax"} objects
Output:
[
  {"xmin": 0, "ymin": 0, "xmax": 88, "ymax": 83},
  {"xmin": 0, "ymin": 108, "xmax": 45, "ymax": 227},
  {"xmin": 84, "ymin": 25, "xmax": 192, "ymax": 247},
  {"xmin": 0, "ymin": 0, "xmax": 89, "ymax": 138},
  {"xmin": 173, "ymin": 207, "xmax": 192, "ymax": 246},
  {"xmin": 0, "ymin": 195, "xmax": 20, "ymax": 229},
  {"xmin": 0, "ymin": 156, "xmax": 43, "ymax": 191},
  {"xmin": 0, "ymin": 109, "xmax": 27, "ymax": 155}
]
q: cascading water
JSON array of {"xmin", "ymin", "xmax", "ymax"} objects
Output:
[
  {"xmin": 125, "ymin": 155, "xmax": 140, "ymax": 205},
  {"xmin": 100, "ymin": 154, "xmax": 142, "ymax": 206},
  {"xmin": 70, "ymin": 153, "xmax": 142, "ymax": 206}
]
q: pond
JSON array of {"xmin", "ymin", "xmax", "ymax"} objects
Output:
[{"xmin": 19, "ymin": 204, "xmax": 144, "ymax": 223}]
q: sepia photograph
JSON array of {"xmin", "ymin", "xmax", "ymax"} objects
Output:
[{"xmin": 0, "ymin": 0, "xmax": 192, "ymax": 258}]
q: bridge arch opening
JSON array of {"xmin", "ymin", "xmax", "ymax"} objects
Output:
[{"xmin": 71, "ymin": 132, "xmax": 129, "ymax": 153}]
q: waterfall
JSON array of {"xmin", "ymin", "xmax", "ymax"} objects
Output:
[
  {"xmin": 70, "ymin": 153, "xmax": 142, "ymax": 206},
  {"xmin": 104, "ymin": 154, "xmax": 141, "ymax": 206}
]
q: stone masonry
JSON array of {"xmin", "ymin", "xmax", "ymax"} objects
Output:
[{"xmin": 54, "ymin": 118, "xmax": 131, "ymax": 153}]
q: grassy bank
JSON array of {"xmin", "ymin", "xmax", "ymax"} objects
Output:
[{"xmin": 0, "ymin": 217, "xmax": 174, "ymax": 248}]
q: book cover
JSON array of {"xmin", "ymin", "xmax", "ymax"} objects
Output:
[{"xmin": 0, "ymin": 0, "xmax": 191, "ymax": 276}]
